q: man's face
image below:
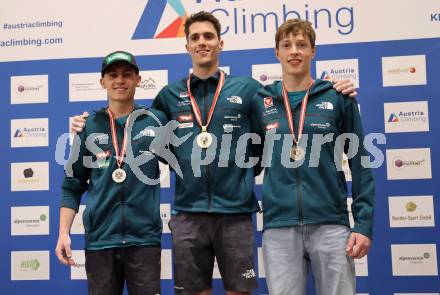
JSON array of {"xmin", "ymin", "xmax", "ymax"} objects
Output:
[
  {"xmin": 186, "ymin": 21, "xmax": 223, "ymax": 69},
  {"xmin": 276, "ymin": 32, "xmax": 315, "ymax": 77},
  {"xmin": 100, "ymin": 62, "xmax": 140, "ymax": 102}
]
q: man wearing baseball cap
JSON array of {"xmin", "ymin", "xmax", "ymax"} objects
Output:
[{"xmin": 55, "ymin": 50, "xmax": 166, "ymax": 295}]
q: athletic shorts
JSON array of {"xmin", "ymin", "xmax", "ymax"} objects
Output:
[
  {"xmin": 85, "ymin": 245, "xmax": 161, "ymax": 295},
  {"xmin": 169, "ymin": 212, "xmax": 257, "ymax": 294}
]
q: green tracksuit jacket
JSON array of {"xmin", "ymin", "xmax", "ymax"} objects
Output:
[
  {"xmin": 152, "ymin": 71, "xmax": 261, "ymax": 213},
  {"xmin": 61, "ymin": 106, "xmax": 167, "ymax": 249},
  {"xmin": 251, "ymin": 79, "xmax": 375, "ymax": 238}
]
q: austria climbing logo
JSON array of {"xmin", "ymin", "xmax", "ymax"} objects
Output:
[{"xmin": 132, "ymin": 0, "xmax": 189, "ymax": 39}]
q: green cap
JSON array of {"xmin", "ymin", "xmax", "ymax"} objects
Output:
[{"xmin": 101, "ymin": 51, "xmax": 139, "ymax": 76}]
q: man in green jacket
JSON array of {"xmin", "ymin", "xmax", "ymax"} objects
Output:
[
  {"xmin": 251, "ymin": 19, "xmax": 374, "ymax": 295},
  {"xmin": 55, "ymin": 51, "xmax": 166, "ymax": 295}
]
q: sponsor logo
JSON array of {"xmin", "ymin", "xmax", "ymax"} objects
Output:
[
  {"xmin": 382, "ymin": 55, "xmax": 427, "ymax": 87},
  {"xmin": 106, "ymin": 52, "xmax": 132, "ymax": 63},
  {"xmin": 224, "ymin": 114, "xmax": 241, "ymax": 121},
  {"xmin": 266, "ymin": 121, "xmax": 279, "ymax": 131},
  {"xmin": 316, "ymin": 101, "xmax": 334, "ymax": 110},
  {"xmin": 11, "ymin": 251, "xmax": 50, "ymax": 280},
  {"xmin": 386, "ymin": 148, "xmax": 432, "ymax": 180},
  {"xmin": 406, "ymin": 202, "xmax": 417, "ymax": 212},
  {"xmin": 389, "ymin": 196, "xmax": 435, "ymax": 228},
  {"xmin": 135, "ymin": 70, "xmax": 168, "ymax": 99},
  {"xmin": 432, "ymin": 13, "xmax": 440, "ymax": 22},
  {"xmin": 316, "ymin": 59, "xmax": 359, "ymax": 87},
  {"xmin": 311, "ymin": 122, "xmax": 331, "ymax": 129},
  {"xmin": 384, "ymin": 101, "xmax": 429, "ymax": 133},
  {"xmin": 178, "ymin": 122, "xmax": 193, "ymax": 129},
  {"xmin": 139, "ymin": 128, "xmax": 156, "ymax": 137},
  {"xmin": 23, "ymin": 168, "xmax": 34, "ymax": 178},
  {"xmin": 179, "ymin": 92, "xmax": 189, "ymax": 98},
  {"xmin": 11, "ymin": 162, "xmax": 49, "ymax": 191},
  {"xmin": 69, "ymin": 73, "xmax": 106, "ymax": 102},
  {"xmin": 139, "ymin": 77, "xmax": 156, "ymax": 90},
  {"xmin": 264, "ymin": 97, "xmax": 273, "ymax": 108},
  {"xmin": 133, "ymin": 0, "xmax": 188, "ymax": 39},
  {"xmin": 252, "ymin": 64, "xmax": 282, "ymax": 85},
  {"xmin": 393, "ymin": 157, "xmax": 425, "ymax": 170},
  {"xmin": 242, "ymin": 269, "xmax": 256, "ymax": 279},
  {"xmin": 13, "ymin": 127, "xmax": 46, "ymax": 138},
  {"xmin": 177, "ymin": 114, "xmax": 193, "ymax": 122},
  {"xmin": 11, "ymin": 206, "xmax": 49, "ymax": 235},
  {"xmin": 227, "ymin": 95, "xmax": 242, "ymax": 104},
  {"xmin": 391, "ymin": 244, "xmax": 438, "ymax": 276},
  {"xmin": 11, "ymin": 75, "xmax": 48, "ymax": 104},
  {"xmin": 92, "ymin": 134, "xmax": 109, "ymax": 144},
  {"xmin": 223, "ymin": 124, "xmax": 241, "ymax": 133}
]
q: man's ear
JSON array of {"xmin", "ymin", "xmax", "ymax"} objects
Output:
[
  {"xmin": 100, "ymin": 78, "xmax": 106, "ymax": 89},
  {"xmin": 311, "ymin": 46, "xmax": 316, "ymax": 59},
  {"xmin": 136, "ymin": 75, "xmax": 142, "ymax": 87},
  {"xmin": 219, "ymin": 39, "xmax": 224, "ymax": 51},
  {"xmin": 275, "ymin": 48, "xmax": 280, "ymax": 62}
]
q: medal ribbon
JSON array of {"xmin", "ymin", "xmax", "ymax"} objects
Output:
[
  {"xmin": 186, "ymin": 71, "xmax": 225, "ymax": 132},
  {"xmin": 281, "ymin": 80, "xmax": 314, "ymax": 145},
  {"xmin": 107, "ymin": 109, "xmax": 132, "ymax": 168}
]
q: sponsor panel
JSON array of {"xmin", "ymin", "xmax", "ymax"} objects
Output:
[
  {"xmin": 257, "ymin": 201, "xmax": 263, "ymax": 231},
  {"xmin": 389, "ymin": 196, "xmax": 435, "ymax": 228},
  {"xmin": 252, "ymin": 64, "xmax": 282, "ymax": 86},
  {"xmin": 71, "ymin": 205, "xmax": 86, "ymax": 234},
  {"xmin": 135, "ymin": 70, "xmax": 168, "ymax": 100},
  {"xmin": 315, "ymin": 59, "xmax": 359, "ymax": 88},
  {"xmin": 386, "ymin": 148, "xmax": 432, "ymax": 180},
  {"xmin": 70, "ymin": 250, "xmax": 86, "ymax": 280},
  {"xmin": 159, "ymin": 162, "xmax": 170, "ymax": 188},
  {"xmin": 258, "ymin": 247, "xmax": 265, "ymax": 278},
  {"xmin": 161, "ymin": 249, "xmax": 172, "ymax": 280},
  {"xmin": 11, "ymin": 206, "xmax": 49, "ymax": 236},
  {"xmin": 355, "ymin": 255, "xmax": 369, "ymax": 277},
  {"xmin": 10, "ymin": 75, "xmax": 48, "ymax": 104},
  {"xmin": 69, "ymin": 73, "xmax": 106, "ymax": 102},
  {"xmin": 384, "ymin": 101, "xmax": 429, "ymax": 133},
  {"xmin": 382, "ymin": 55, "xmax": 427, "ymax": 87},
  {"xmin": 391, "ymin": 244, "xmax": 438, "ymax": 276},
  {"xmin": 11, "ymin": 118, "xmax": 49, "ymax": 148},
  {"xmin": 11, "ymin": 251, "xmax": 50, "ymax": 280},
  {"xmin": 160, "ymin": 203, "xmax": 171, "ymax": 234},
  {"xmin": 11, "ymin": 162, "xmax": 49, "ymax": 191}
]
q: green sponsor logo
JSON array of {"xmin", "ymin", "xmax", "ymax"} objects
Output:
[
  {"xmin": 40, "ymin": 214, "xmax": 47, "ymax": 221},
  {"xmin": 106, "ymin": 52, "xmax": 131, "ymax": 64},
  {"xmin": 20, "ymin": 259, "xmax": 40, "ymax": 271}
]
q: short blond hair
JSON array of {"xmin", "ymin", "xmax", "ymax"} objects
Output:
[{"xmin": 275, "ymin": 19, "xmax": 316, "ymax": 49}]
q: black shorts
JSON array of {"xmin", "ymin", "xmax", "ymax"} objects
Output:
[
  {"xmin": 169, "ymin": 212, "xmax": 257, "ymax": 294},
  {"xmin": 85, "ymin": 245, "xmax": 161, "ymax": 295}
]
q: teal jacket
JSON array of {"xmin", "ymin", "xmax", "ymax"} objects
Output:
[
  {"xmin": 61, "ymin": 106, "xmax": 167, "ymax": 250},
  {"xmin": 152, "ymin": 72, "xmax": 261, "ymax": 213},
  {"xmin": 251, "ymin": 80, "xmax": 375, "ymax": 238}
]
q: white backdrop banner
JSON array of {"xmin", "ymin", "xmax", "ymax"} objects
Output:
[{"xmin": 1, "ymin": 0, "xmax": 440, "ymax": 61}]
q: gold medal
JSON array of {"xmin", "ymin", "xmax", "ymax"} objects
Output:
[
  {"xmin": 187, "ymin": 71, "xmax": 225, "ymax": 149},
  {"xmin": 112, "ymin": 168, "xmax": 126, "ymax": 183}
]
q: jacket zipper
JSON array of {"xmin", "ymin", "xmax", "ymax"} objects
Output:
[{"xmin": 203, "ymin": 81, "xmax": 213, "ymax": 211}]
